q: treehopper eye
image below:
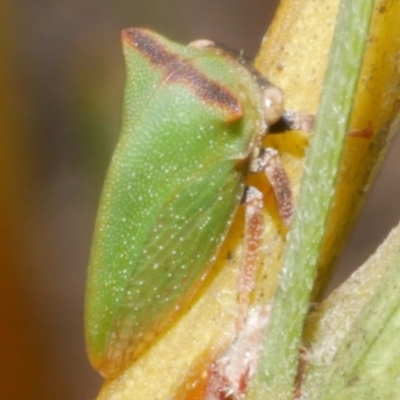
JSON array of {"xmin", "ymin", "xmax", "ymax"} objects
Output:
[{"xmin": 84, "ymin": 27, "xmax": 292, "ymax": 378}]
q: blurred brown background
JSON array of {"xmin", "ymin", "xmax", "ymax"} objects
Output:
[{"xmin": 0, "ymin": 1, "xmax": 398, "ymax": 399}]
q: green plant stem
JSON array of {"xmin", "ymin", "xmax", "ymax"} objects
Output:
[
  {"xmin": 306, "ymin": 220, "xmax": 400, "ymax": 400},
  {"xmin": 249, "ymin": 1, "xmax": 375, "ymax": 399}
]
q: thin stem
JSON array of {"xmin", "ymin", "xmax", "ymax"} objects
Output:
[{"xmin": 249, "ymin": 1, "xmax": 375, "ymax": 398}]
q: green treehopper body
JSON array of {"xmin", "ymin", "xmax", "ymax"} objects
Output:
[{"xmin": 85, "ymin": 28, "xmax": 289, "ymax": 378}]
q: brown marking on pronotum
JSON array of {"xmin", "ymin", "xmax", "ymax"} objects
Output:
[{"xmin": 122, "ymin": 28, "xmax": 242, "ymax": 121}]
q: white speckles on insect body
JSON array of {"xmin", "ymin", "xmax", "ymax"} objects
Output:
[{"xmin": 85, "ymin": 28, "xmax": 290, "ymax": 378}]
